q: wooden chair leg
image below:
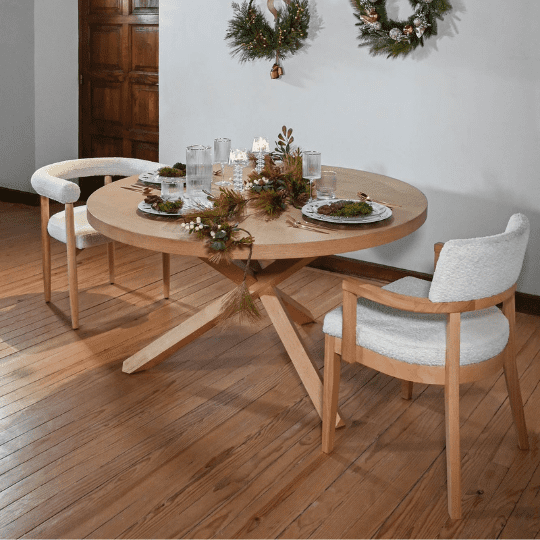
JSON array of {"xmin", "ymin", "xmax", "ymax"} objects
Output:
[
  {"xmin": 502, "ymin": 296, "xmax": 529, "ymax": 450},
  {"xmin": 107, "ymin": 241, "xmax": 115, "ymax": 284},
  {"xmin": 65, "ymin": 204, "xmax": 79, "ymax": 330},
  {"xmin": 40, "ymin": 196, "xmax": 52, "ymax": 302},
  {"xmin": 401, "ymin": 380, "xmax": 413, "ymax": 400},
  {"xmin": 445, "ymin": 312, "xmax": 462, "ymax": 519},
  {"xmin": 322, "ymin": 335, "xmax": 341, "ymax": 454},
  {"xmin": 162, "ymin": 253, "xmax": 170, "ymax": 299}
]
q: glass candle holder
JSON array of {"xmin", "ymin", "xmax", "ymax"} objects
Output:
[
  {"xmin": 229, "ymin": 148, "xmax": 248, "ymax": 192},
  {"xmin": 252, "ymin": 137, "xmax": 270, "ymax": 173}
]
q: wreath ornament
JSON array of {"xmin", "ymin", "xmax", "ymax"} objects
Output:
[
  {"xmin": 351, "ymin": 0, "xmax": 452, "ymax": 58},
  {"xmin": 225, "ymin": 0, "xmax": 310, "ymax": 79}
]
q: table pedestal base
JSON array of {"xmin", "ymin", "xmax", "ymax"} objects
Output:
[{"xmin": 122, "ymin": 256, "xmax": 344, "ymax": 427}]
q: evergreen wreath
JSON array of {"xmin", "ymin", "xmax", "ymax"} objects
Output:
[
  {"xmin": 351, "ymin": 0, "xmax": 452, "ymax": 58},
  {"xmin": 225, "ymin": 0, "xmax": 310, "ymax": 77}
]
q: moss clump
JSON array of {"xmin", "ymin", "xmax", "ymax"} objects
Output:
[
  {"xmin": 155, "ymin": 199, "xmax": 183, "ymax": 213},
  {"xmin": 158, "ymin": 167, "xmax": 185, "ymax": 178},
  {"xmin": 318, "ymin": 200, "xmax": 373, "ymax": 217},
  {"xmin": 172, "ymin": 162, "xmax": 187, "ymax": 172}
]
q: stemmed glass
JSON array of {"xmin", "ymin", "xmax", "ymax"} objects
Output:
[
  {"xmin": 229, "ymin": 149, "xmax": 248, "ymax": 192},
  {"xmin": 252, "ymin": 137, "xmax": 270, "ymax": 173},
  {"xmin": 302, "ymin": 151, "xmax": 321, "ymax": 202},
  {"xmin": 214, "ymin": 138, "xmax": 232, "ymax": 187}
]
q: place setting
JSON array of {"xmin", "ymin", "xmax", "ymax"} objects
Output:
[{"xmin": 299, "ymin": 153, "xmax": 396, "ymax": 229}]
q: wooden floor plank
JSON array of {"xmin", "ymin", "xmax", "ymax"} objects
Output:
[
  {"xmin": 239, "ymin": 319, "xmax": 538, "ymax": 540},
  {"xmin": 0, "ymin": 201, "xmax": 539, "ymax": 539}
]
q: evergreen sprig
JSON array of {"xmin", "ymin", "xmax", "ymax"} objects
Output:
[
  {"xmin": 273, "ymin": 125, "xmax": 295, "ymax": 160},
  {"xmin": 351, "ymin": 0, "xmax": 452, "ymax": 58}
]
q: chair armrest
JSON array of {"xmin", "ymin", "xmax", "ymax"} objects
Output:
[
  {"xmin": 31, "ymin": 166, "xmax": 80, "ymax": 204},
  {"xmin": 342, "ymin": 279, "xmax": 515, "ymax": 314}
]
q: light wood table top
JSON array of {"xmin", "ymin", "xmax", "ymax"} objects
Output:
[{"xmin": 87, "ymin": 166, "xmax": 428, "ymax": 260}]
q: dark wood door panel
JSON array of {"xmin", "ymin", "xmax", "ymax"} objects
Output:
[
  {"xmin": 131, "ymin": 25, "xmax": 159, "ymax": 71},
  {"xmin": 91, "ymin": 135, "xmax": 124, "ymax": 157},
  {"xmin": 131, "ymin": 83, "xmax": 159, "ymax": 131},
  {"xmin": 80, "ymin": 0, "xmax": 158, "ymax": 160},
  {"xmin": 90, "ymin": 0, "xmax": 122, "ymax": 15},
  {"xmin": 131, "ymin": 0, "xmax": 158, "ymax": 14},
  {"xmin": 90, "ymin": 81, "xmax": 124, "ymax": 125},
  {"xmin": 89, "ymin": 25, "xmax": 123, "ymax": 70},
  {"xmin": 132, "ymin": 140, "xmax": 159, "ymax": 161}
]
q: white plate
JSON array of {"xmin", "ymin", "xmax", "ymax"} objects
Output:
[
  {"xmin": 138, "ymin": 201, "xmax": 185, "ymax": 216},
  {"xmin": 301, "ymin": 199, "xmax": 392, "ymax": 224},
  {"xmin": 138, "ymin": 171, "xmax": 160, "ymax": 184}
]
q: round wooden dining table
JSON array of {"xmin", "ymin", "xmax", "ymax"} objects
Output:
[{"xmin": 87, "ymin": 165, "xmax": 427, "ymax": 426}]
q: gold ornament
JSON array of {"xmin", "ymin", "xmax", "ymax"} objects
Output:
[
  {"xmin": 404, "ymin": 25, "xmax": 414, "ymax": 35},
  {"xmin": 361, "ymin": 13, "xmax": 379, "ymax": 23}
]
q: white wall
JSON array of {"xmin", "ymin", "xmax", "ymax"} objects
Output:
[
  {"xmin": 0, "ymin": 0, "xmax": 35, "ymax": 193},
  {"xmin": 161, "ymin": 0, "xmax": 540, "ymax": 295},
  {"xmin": 34, "ymin": 0, "xmax": 79, "ymax": 169},
  {"xmin": 0, "ymin": 0, "xmax": 78, "ymax": 193}
]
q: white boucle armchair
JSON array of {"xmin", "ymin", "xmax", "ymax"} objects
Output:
[
  {"xmin": 31, "ymin": 157, "xmax": 167, "ymax": 330},
  {"xmin": 321, "ymin": 213, "xmax": 530, "ymax": 520}
]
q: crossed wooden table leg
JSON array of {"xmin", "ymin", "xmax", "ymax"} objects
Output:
[{"xmin": 122, "ymin": 256, "xmax": 344, "ymax": 427}]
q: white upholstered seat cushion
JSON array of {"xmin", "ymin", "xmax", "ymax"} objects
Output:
[
  {"xmin": 322, "ymin": 277, "xmax": 509, "ymax": 367},
  {"xmin": 47, "ymin": 205, "xmax": 109, "ymax": 250}
]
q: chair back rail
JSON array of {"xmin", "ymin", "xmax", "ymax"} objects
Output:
[
  {"xmin": 31, "ymin": 157, "xmax": 164, "ymax": 203},
  {"xmin": 429, "ymin": 214, "xmax": 530, "ymax": 302}
]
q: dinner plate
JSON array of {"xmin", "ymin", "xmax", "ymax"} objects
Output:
[
  {"xmin": 301, "ymin": 199, "xmax": 392, "ymax": 224},
  {"xmin": 137, "ymin": 201, "xmax": 185, "ymax": 216},
  {"xmin": 138, "ymin": 171, "xmax": 160, "ymax": 184}
]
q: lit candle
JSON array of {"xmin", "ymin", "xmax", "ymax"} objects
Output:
[
  {"xmin": 252, "ymin": 137, "xmax": 269, "ymax": 153},
  {"xmin": 229, "ymin": 149, "xmax": 248, "ymax": 163}
]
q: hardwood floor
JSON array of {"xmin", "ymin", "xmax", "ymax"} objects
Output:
[{"xmin": 1, "ymin": 200, "xmax": 539, "ymax": 539}]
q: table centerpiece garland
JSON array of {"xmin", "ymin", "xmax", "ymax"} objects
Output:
[
  {"xmin": 179, "ymin": 126, "xmax": 311, "ymax": 322},
  {"xmin": 225, "ymin": 0, "xmax": 310, "ymax": 79},
  {"xmin": 351, "ymin": 0, "xmax": 452, "ymax": 58}
]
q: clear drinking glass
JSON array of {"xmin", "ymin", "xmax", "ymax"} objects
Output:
[
  {"xmin": 316, "ymin": 171, "xmax": 337, "ymax": 200},
  {"xmin": 214, "ymin": 138, "xmax": 232, "ymax": 186},
  {"xmin": 159, "ymin": 177, "xmax": 182, "ymax": 201},
  {"xmin": 186, "ymin": 144, "xmax": 212, "ymax": 204},
  {"xmin": 302, "ymin": 151, "xmax": 321, "ymax": 202}
]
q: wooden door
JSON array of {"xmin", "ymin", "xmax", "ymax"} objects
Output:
[{"xmin": 79, "ymin": 0, "xmax": 159, "ymax": 161}]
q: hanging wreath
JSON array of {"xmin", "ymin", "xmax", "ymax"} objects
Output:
[
  {"xmin": 225, "ymin": 0, "xmax": 310, "ymax": 78},
  {"xmin": 351, "ymin": 0, "xmax": 452, "ymax": 58}
]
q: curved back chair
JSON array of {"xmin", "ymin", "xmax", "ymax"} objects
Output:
[
  {"xmin": 31, "ymin": 157, "xmax": 167, "ymax": 330},
  {"xmin": 321, "ymin": 214, "xmax": 530, "ymax": 519}
]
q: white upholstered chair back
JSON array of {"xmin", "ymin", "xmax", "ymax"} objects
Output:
[
  {"xmin": 429, "ymin": 213, "xmax": 530, "ymax": 303},
  {"xmin": 31, "ymin": 157, "xmax": 164, "ymax": 203}
]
